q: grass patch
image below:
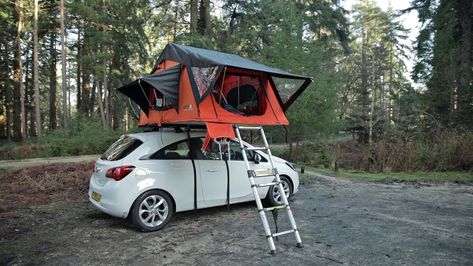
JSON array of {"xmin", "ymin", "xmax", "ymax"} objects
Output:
[{"xmin": 309, "ymin": 167, "xmax": 473, "ymax": 183}]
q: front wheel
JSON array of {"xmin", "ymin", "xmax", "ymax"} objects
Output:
[
  {"xmin": 266, "ymin": 176, "xmax": 292, "ymax": 206},
  {"xmin": 131, "ymin": 190, "xmax": 174, "ymax": 232}
]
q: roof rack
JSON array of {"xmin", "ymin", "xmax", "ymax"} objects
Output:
[{"xmin": 141, "ymin": 123, "xmax": 207, "ymax": 133}]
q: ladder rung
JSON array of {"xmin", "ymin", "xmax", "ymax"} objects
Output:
[
  {"xmin": 236, "ymin": 126, "xmax": 262, "ymax": 130},
  {"xmin": 272, "ymin": 229, "xmax": 296, "ymax": 237},
  {"xmin": 245, "ymin": 146, "xmax": 268, "ymax": 151},
  {"xmin": 248, "ymin": 168, "xmax": 278, "ymax": 178},
  {"xmin": 254, "ymin": 182, "xmax": 279, "ymax": 188},
  {"xmin": 254, "ymin": 173, "xmax": 276, "ymax": 178},
  {"xmin": 263, "ymin": 205, "xmax": 286, "ymax": 212}
]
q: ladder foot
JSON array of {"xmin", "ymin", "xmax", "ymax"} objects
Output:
[
  {"xmin": 270, "ymin": 250, "xmax": 276, "ymax": 256},
  {"xmin": 296, "ymin": 242, "xmax": 303, "ymax": 248}
]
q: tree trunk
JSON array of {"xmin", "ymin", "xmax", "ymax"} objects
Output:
[
  {"xmin": 103, "ymin": 61, "xmax": 110, "ymax": 128},
  {"xmin": 124, "ymin": 105, "xmax": 129, "ymax": 133},
  {"xmin": 13, "ymin": 0, "xmax": 25, "ymax": 141},
  {"xmin": 0, "ymin": 37, "xmax": 7, "ymax": 139},
  {"xmin": 456, "ymin": 0, "xmax": 472, "ymax": 125},
  {"xmin": 172, "ymin": 3, "xmax": 178, "ymax": 41},
  {"xmin": 80, "ymin": 32, "xmax": 91, "ymax": 116},
  {"xmin": 90, "ymin": 77, "xmax": 96, "ymax": 115},
  {"xmin": 104, "ymin": 70, "xmax": 110, "ymax": 127},
  {"xmin": 360, "ymin": 23, "xmax": 370, "ymax": 144},
  {"xmin": 97, "ymin": 79, "xmax": 106, "ymax": 127},
  {"xmin": 76, "ymin": 27, "xmax": 81, "ymax": 112},
  {"xmin": 49, "ymin": 31, "xmax": 57, "ymax": 130},
  {"xmin": 33, "ymin": 0, "xmax": 41, "ymax": 136},
  {"xmin": 60, "ymin": 0, "xmax": 69, "ymax": 132},
  {"xmin": 4, "ymin": 35, "xmax": 12, "ymax": 139},
  {"xmin": 190, "ymin": 0, "xmax": 198, "ymax": 33},
  {"xmin": 198, "ymin": 0, "xmax": 210, "ymax": 35},
  {"xmin": 24, "ymin": 41, "xmax": 34, "ymax": 137},
  {"xmin": 368, "ymin": 58, "xmax": 377, "ymax": 146}
]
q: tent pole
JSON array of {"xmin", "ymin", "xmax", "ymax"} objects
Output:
[
  {"xmin": 219, "ymin": 67, "xmax": 227, "ymax": 104},
  {"xmin": 224, "ymin": 155, "xmax": 230, "ymax": 211},
  {"xmin": 283, "ymin": 125, "xmax": 288, "ymax": 144},
  {"xmin": 138, "ymin": 79, "xmax": 152, "ymax": 106},
  {"xmin": 237, "ymin": 76, "xmax": 240, "ymax": 107}
]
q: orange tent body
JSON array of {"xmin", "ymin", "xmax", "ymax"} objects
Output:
[{"xmin": 139, "ymin": 60, "xmax": 288, "ymax": 128}]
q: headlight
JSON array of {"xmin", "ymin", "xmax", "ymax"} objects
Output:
[{"xmin": 285, "ymin": 162, "xmax": 296, "ymax": 171}]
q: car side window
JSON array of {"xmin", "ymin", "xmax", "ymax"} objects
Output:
[
  {"xmin": 229, "ymin": 141, "xmax": 245, "ymax": 160},
  {"xmin": 202, "ymin": 139, "xmax": 223, "ymax": 160},
  {"xmin": 150, "ymin": 140, "xmax": 190, "ymax": 160}
]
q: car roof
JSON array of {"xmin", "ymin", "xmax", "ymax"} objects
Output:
[{"xmin": 126, "ymin": 129, "xmax": 206, "ymax": 146}]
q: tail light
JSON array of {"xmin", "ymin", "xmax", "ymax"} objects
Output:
[{"xmin": 105, "ymin": 166, "xmax": 135, "ymax": 181}]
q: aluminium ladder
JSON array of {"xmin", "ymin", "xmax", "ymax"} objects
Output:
[{"xmin": 234, "ymin": 125, "xmax": 303, "ymax": 255}]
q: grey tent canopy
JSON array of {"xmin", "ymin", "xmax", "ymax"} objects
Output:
[
  {"xmin": 117, "ymin": 64, "xmax": 181, "ymax": 115},
  {"xmin": 154, "ymin": 43, "xmax": 309, "ymax": 80}
]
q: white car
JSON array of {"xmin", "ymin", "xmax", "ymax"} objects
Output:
[{"xmin": 88, "ymin": 129, "xmax": 299, "ymax": 231}]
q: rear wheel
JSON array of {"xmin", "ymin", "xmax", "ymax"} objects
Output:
[
  {"xmin": 131, "ymin": 190, "xmax": 174, "ymax": 232},
  {"xmin": 266, "ymin": 176, "xmax": 292, "ymax": 206}
]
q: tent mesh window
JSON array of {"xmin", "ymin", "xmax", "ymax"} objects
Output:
[
  {"xmin": 213, "ymin": 75, "xmax": 266, "ymax": 116},
  {"xmin": 191, "ymin": 67, "xmax": 220, "ymax": 97},
  {"xmin": 271, "ymin": 76, "xmax": 305, "ymax": 104}
]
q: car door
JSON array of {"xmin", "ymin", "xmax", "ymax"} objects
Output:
[
  {"xmin": 227, "ymin": 140, "xmax": 273, "ymax": 202},
  {"xmin": 139, "ymin": 139, "xmax": 197, "ymax": 212},
  {"xmin": 191, "ymin": 138, "xmax": 228, "ymax": 207}
]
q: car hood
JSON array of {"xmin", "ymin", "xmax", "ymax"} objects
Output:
[{"xmin": 257, "ymin": 152, "xmax": 288, "ymax": 164}]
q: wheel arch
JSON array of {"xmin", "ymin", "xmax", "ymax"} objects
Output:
[{"xmin": 127, "ymin": 188, "xmax": 176, "ymax": 219}]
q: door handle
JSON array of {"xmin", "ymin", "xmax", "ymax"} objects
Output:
[{"xmin": 207, "ymin": 169, "xmax": 217, "ymax": 173}]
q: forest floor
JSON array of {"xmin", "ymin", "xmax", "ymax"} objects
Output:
[{"xmin": 0, "ymin": 161, "xmax": 472, "ymax": 265}]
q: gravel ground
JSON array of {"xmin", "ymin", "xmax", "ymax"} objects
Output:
[{"xmin": 1, "ymin": 172, "xmax": 472, "ymax": 265}]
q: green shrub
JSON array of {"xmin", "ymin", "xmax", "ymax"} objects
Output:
[{"xmin": 0, "ymin": 118, "xmax": 122, "ymax": 160}]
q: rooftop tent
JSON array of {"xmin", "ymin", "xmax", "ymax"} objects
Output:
[{"xmin": 117, "ymin": 43, "xmax": 312, "ymax": 139}]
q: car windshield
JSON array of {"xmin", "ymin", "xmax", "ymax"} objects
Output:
[{"xmin": 101, "ymin": 136, "xmax": 143, "ymax": 161}]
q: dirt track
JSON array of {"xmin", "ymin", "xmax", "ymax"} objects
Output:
[
  {"xmin": 1, "ymin": 172, "xmax": 472, "ymax": 265},
  {"xmin": 0, "ymin": 155, "xmax": 99, "ymax": 171}
]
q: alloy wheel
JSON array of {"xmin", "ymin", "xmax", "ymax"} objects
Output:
[
  {"xmin": 272, "ymin": 179, "xmax": 290, "ymax": 204},
  {"xmin": 138, "ymin": 195, "xmax": 169, "ymax": 228}
]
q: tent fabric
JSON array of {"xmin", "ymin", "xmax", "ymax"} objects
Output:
[
  {"xmin": 117, "ymin": 64, "xmax": 181, "ymax": 115},
  {"xmin": 202, "ymin": 122, "xmax": 236, "ymax": 151},
  {"xmin": 205, "ymin": 122, "xmax": 236, "ymax": 139},
  {"xmin": 155, "ymin": 43, "xmax": 309, "ymax": 80},
  {"xmin": 137, "ymin": 66, "xmax": 290, "ymax": 127}
]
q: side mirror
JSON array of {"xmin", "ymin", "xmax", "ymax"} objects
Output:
[{"xmin": 253, "ymin": 153, "xmax": 262, "ymax": 164}]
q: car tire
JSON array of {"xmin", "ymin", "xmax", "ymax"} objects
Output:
[
  {"xmin": 131, "ymin": 190, "xmax": 174, "ymax": 232},
  {"xmin": 266, "ymin": 176, "xmax": 293, "ymax": 206}
]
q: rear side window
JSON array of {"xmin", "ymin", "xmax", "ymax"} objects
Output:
[
  {"xmin": 149, "ymin": 140, "xmax": 190, "ymax": 160},
  {"xmin": 101, "ymin": 136, "xmax": 143, "ymax": 161}
]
